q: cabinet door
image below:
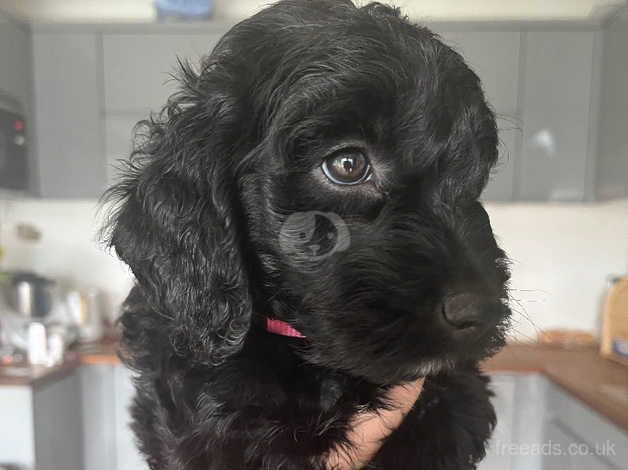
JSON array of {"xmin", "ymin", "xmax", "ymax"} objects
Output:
[
  {"xmin": 0, "ymin": 15, "xmax": 33, "ymax": 115},
  {"xmin": 479, "ymin": 374, "xmax": 516, "ymax": 470},
  {"xmin": 105, "ymin": 114, "xmax": 144, "ymax": 184},
  {"xmin": 32, "ymin": 32, "xmax": 106, "ymax": 197},
  {"xmin": 483, "ymin": 127, "xmax": 518, "ymax": 202},
  {"xmin": 571, "ymin": 451, "xmax": 616, "ymax": 470},
  {"xmin": 114, "ymin": 365, "xmax": 147, "ymax": 470},
  {"xmin": 544, "ymin": 421, "xmax": 615, "ymax": 470},
  {"xmin": 439, "ymin": 31, "xmax": 521, "ymax": 201},
  {"xmin": 440, "ymin": 31, "xmax": 520, "ymax": 115},
  {"xmin": 519, "ymin": 31, "xmax": 595, "ymax": 201},
  {"xmin": 596, "ymin": 13, "xmax": 628, "ymax": 199},
  {"xmin": 81, "ymin": 365, "xmax": 117, "ymax": 470},
  {"xmin": 0, "ymin": 14, "xmax": 33, "ymax": 192},
  {"xmin": 543, "ymin": 421, "xmax": 577, "ymax": 470},
  {"xmin": 32, "ymin": 372, "xmax": 83, "ymax": 470},
  {"xmin": 0, "ymin": 386, "xmax": 34, "ymax": 469},
  {"xmin": 545, "ymin": 381, "xmax": 628, "ymax": 470},
  {"xmin": 510, "ymin": 374, "xmax": 546, "ymax": 470},
  {"xmin": 103, "ymin": 32, "xmax": 226, "ymax": 114}
]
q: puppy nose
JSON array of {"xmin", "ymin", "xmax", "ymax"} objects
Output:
[{"xmin": 441, "ymin": 293, "xmax": 482, "ymax": 329}]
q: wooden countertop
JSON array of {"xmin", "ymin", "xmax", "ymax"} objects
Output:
[
  {"xmin": 483, "ymin": 343, "xmax": 628, "ymax": 432},
  {"xmin": 0, "ymin": 338, "xmax": 119, "ymax": 387},
  {"xmin": 0, "ymin": 353, "xmax": 81, "ymax": 387},
  {"xmin": 2, "ymin": 340, "xmax": 627, "ymax": 432}
]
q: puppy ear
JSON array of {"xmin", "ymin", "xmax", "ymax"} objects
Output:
[{"xmin": 104, "ymin": 62, "xmax": 251, "ymax": 365}]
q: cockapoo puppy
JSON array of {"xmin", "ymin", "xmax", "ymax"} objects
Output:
[{"xmin": 105, "ymin": 0, "xmax": 511, "ymax": 468}]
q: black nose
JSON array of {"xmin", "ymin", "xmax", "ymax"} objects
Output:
[{"xmin": 441, "ymin": 293, "xmax": 483, "ymax": 329}]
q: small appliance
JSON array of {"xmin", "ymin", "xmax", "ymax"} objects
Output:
[{"xmin": 0, "ymin": 95, "xmax": 28, "ymax": 191}]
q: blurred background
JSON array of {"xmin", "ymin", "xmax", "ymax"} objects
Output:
[{"xmin": 0, "ymin": 1, "xmax": 626, "ymax": 469}]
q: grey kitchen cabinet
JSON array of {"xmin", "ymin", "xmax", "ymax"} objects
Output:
[
  {"xmin": 543, "ymin": 379, "xmax": 628, "ymax": 470},
  {"xmin": 545, "ymin": 421, "xmax": 616, "ymax": 470},
  {"xmin": 104, "ymin": 114, "xmax": 144, "ymax": 184},
  {"xmin": 509, "ymin": 374, "xmax": 546, "ymax": 470},
  {"xmin": 32, "ymin": 32, "xmax": 106, "ymax": 197},
  {"xmin": 0, "ymin": 13, "xmax": 33, "ymax": 116},
  {"xmin": 519, "ymin": 31, "xmax": 597, "ymax": 202},
  {"xmin": 596, "ymin": 9, "xmax": 628, "ymax": 200},
  {"xmin": 0, "ymin": 373, "xmax": 83, "ymax": 470},
  {"xmin": 32, "ymin": 372, "xmax": 84, "ymax": 470},
  {"xmin": 480, "ymin": 374, "xmax": 517, "ymax": 469},
  {"xmin": 101, "ymin": 31, "xmax": 227, "ymax": 188},
  {"xmin": 439, "ymin": 25, "xmax": 627, "ymax": 203},
  {"xmin": 481, "ymin": 373, "xmax": 545, "ymax": 470},
  {"xmin": 483, "ymin": 125, "xmax": 519, "ymax": 202},
  {"xmin": 102, "ymin": 32, "xmax": 226, "ymax": 115},
  {"xmin": 15, "ymin": 16, "xmax": 628, "ymax": 200},
  {"xmin": 80, "ymin": 364, "xmax": 146, "ymax": 470},
  {"xmin": 0, "ymin": 385, "xmax": 35, "ymax": 468},
  {"xmin": 80, "ymin": 365, "xmax": 117, "ymax": 470},
  {"xmin": 439, "ymin": 31, "xmax": 521, "ymax": 115},
  {"xmin": 4, "ymin": 366, "xmax": 627, "ymax": 470},
  {"xmin": 481, "ymin": 373, "xmax": 628, "ymax": 470},
  {"xmin": 543, "ymin": 421, "xmax": 584, "ymax": 470},
  {"xmin": 0, "ymin": 11, "xmax": 35, "ymax": 192},
  {"xmin": 439, "ymin": 31, "xmax": 521, "ymax": 201},
  {"xmin": 113, "ymin": 365, "xmax": 146, "ymax": 470}
]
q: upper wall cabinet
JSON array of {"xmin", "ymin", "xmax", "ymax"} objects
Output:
[
  {"xmin": 596, "ymin": 9, "xmax": 628, "ymax": 200},
  {"xmin": 440, "ymin": 31, "xmax": 521, "ymax": 115},
  {"xmin": 104, "ymin": 114, "xmax": 142, "ymax": 185},
  {"xmin": 32, "ymin": 32, "xmax": 106, "ymax": 197},
  {"xmin": 19, "ymin": 16, "xmax": 628, "ymax": 200},
  {"xmin": 0, "ymin": 13, "xmax": 35, "ymax": 193},
  {"xmin": 101, "ymin": 31, "xmax": 226, "ymax": 186},
  {"xmin": 0, "ymin": 14, "xmax": 32, "ymax": 114},
  {"xmin": 439, "ymin": 31, "xmax": 521, "ymax": 201},
  {"xmin": 519, "ymin": 31, "xmax": 596, "ymax": 202},
  {"xmin": 441, "ymin": 31, "xmax": 521, "ymax": 201},
  {"xmin": 102, "ymin": 32, "xmax": 226, "ymax": 115},
  {"xmin": 440, "ymin": 28, "xmax": 611, "ymax": 202}
]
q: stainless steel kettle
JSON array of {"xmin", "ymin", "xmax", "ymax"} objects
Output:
[{"xmin": 2, "ymin": 271, "xmax": 55, "ymax": 318}]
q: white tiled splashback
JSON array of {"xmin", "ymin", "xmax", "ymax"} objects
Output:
[{"xmin": 0, "ymin": 197, "xmax": 627, "ymax": 340}]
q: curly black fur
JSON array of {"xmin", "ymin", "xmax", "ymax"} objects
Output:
[{"xmin": 104, "ymin": 1, "xmax": 511, "ymax": 468}]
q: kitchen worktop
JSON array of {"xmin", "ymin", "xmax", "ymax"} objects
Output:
[
  {"xmin": 2, "ymin": 340, "xmax": 627, "ymax": 432},
  {"xmin": 0, "ymin": 353, "xmax": 81, "ymax": 387},
  {"xmin": 483, "ymin": 343, "xmax": 628, "ymax": 432},
  {"xmin": 0, "ymin": 338, "xmax": 119, "ymax": 386}
]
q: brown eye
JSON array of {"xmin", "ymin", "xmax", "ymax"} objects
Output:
[{"xmin": 321, "ymin": 150, "xmax": 371, "ymax": 185}]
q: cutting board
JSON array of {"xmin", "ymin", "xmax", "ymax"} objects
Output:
[{"xmin": 601, "ymin": 276, "xmax": 628, "ymax": 367}]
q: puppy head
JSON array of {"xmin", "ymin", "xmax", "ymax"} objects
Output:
[{"xmin": 106, "ymin": 0, "xmax": 510, "ymax": 382}]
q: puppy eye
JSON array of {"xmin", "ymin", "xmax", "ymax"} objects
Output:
[{"xmin": 321, "ymin": 149, "xmax": 371, "ymax": 185}]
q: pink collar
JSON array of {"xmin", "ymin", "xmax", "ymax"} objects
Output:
[{"xmin": 265, "ymin": 317, "xmax": 306, "ymax": 338}]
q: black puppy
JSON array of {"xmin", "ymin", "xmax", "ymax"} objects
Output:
[{"xmin": 105, "ymin": 0, "xmax": 510, "ymax": 468}]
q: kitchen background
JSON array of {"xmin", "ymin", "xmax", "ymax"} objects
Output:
[{"xmin": 0, "ymin": 1, "xmax": 627, "ymax": 470}]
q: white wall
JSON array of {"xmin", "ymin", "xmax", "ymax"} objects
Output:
[
  {"xmin": 1, "ymin": 196, "xmax": 626, "ymax": 339},
  {"xmin": 487, "ymin": 200, "xmax": 628, "ymax": 340},
  {"xmin": 0, "ymin": 197, "xmax": 134, "ymax": 322}
]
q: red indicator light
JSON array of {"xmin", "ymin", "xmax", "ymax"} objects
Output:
[{"xmin": 14, "ymin": 120, "xmax": 24, "ymax": 132}]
